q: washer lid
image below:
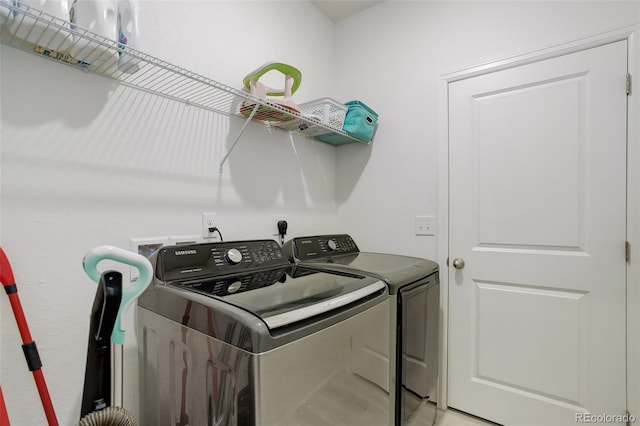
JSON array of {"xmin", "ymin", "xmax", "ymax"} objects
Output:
[
  {"xmin": 256, "ymin": 276, "xmax": 386, "ymax": 329},
  {"xmin": 170, "ymin": 266, "xmax": 386, "ymax": 330}
]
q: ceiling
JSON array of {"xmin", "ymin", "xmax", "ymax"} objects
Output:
[{"xmin": 309, "ymin": 1, "xmax": 384, "ymax": 22}]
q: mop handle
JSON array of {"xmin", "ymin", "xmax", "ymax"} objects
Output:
[
  {"xmin": 1, "ymin": 386, "xmax": 10, "ymax": 425},
  {"xmin": 0, "ymin": 248, "xmax": 59, "ymax": 426},
  {"xmin": 82, "ymin": 246, "xmax": 153, "ymax": 345},
  {"xmin": 0, "ymin": 248, "xmax": 15, "ymax": 288}
]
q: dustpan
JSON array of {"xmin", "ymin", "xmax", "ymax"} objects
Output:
[{"xmin": 239, "ymin": 62, "xmax": 302, "ymax": 122}]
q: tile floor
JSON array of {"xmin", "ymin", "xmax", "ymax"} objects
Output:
[
  {"xmin": 281, "ymin": 368, "xmax": 498, "ymax": 426},
  {"xmin": 411, "ymin": 404, "xmax": 498, "ymax": 426}
]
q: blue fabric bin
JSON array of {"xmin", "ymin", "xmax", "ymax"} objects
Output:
[
  {"xmin": 316, "ymin": 100, "xmax": 378, "ymax": 145},
  {"xmin": 341, "ymin": 100, "xmax": 378, "ymax": 142}
]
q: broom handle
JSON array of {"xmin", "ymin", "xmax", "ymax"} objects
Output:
[
  {"xmin": 32, "ymin": 370, "xmax": 57, "ymax": 426},
  {"xmin": 6, "ymin": 291, "xmax": 58, "ymax": 426},
  {"xmin": 1, "ymin": 248, "xmax": 58, "ymax": 426},
  {"xmin": 1, "ymin": 386, "xmax": 10, "ymax": 426}
]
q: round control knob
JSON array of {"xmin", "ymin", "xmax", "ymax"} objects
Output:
[
  {"xmin": 327, "ymin": 240, "xmax": 338, "ymax": 251},
  {"xmin": 227, "ymin": 280, "xmax": 242, "ymax": 293},
  {"xmin": 225, "ymin": 248, "xmax": 243, "ymax": 265}
]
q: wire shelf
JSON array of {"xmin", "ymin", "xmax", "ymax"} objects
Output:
[{"xmin": 0, "ymin": 2, "xmax": 367, "ymax": 146}]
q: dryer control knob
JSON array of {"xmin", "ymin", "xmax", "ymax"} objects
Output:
[
  {"xmin": 225, "ymin": 248, "xmax": 243, "ymax": 265},
  {"xmin": 327, "ymin": 240, "xmax": 338, "ymax": 251}
]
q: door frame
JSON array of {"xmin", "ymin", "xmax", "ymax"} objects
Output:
[{"xmin": 436, "ymin": 25, "xmax": 640, "ymax": 418}]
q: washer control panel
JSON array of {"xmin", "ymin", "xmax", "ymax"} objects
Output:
[
  {"xmin": 284, "ymin": 234, "xmax": 360, "ymax": 261},
  {"xmin": 156, "ymin": 240, "xmax": 289, "ymax": 283},
  {"xmin": 209, "ymin": 240, "xmax": 285, "ymax": 269}
]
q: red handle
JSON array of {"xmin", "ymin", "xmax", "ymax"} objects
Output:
[
  {"xmin": 0, "ymin": 248, "xmax": 58, "ymax": 426},
  {"xmin": 0, "ymin": 248, "xmax": 32, "ymax": 348},
  {"xmin": 0, "ymin": 386, "xmax": 10, "ymax": 426},
  {"xmin": 0, "ymin": 248, "xmax": 16, "ymax": 287}
]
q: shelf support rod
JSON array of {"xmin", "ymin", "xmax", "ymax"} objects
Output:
[{"xmin": 219, "ymin": 103, "xmax": 259, "ymax": 174}]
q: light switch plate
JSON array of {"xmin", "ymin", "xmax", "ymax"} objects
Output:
[{"xmin": 415, "ymin": 216, "xmax": 435, "ymax": 236}]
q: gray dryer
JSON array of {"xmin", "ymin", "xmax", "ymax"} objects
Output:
[{"xmin": 283, "ymin": 234, "xmax": 440, "ymax": 426}]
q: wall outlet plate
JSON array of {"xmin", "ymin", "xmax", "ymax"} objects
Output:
[{"xmin": 202, "ymin": 212, "xmax": 219, "ymax": 240}]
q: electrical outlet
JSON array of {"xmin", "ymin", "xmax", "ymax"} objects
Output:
[
  {"xmin": 415, "ymin": 216, "xmax": 436, "ymax": 236},
  {"xmin": 272, "ymin": 215, "xmax": 289, "ymax": 237},
  {"xmin": 202, "ymin": 212, "xmax": 218, "ymax": 240}
]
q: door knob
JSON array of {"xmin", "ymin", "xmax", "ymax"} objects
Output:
[{"xmin": 452, "ymin": 258, "xmax": 465, "ymax": 269}]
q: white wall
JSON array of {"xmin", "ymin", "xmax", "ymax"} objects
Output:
[
  {"xmin": 0, "ymin": 2, "xmax": 339, "ymax": 425},
  {"xmin": 3, "ymin": 1, "xmax": 640, "ymax": 425},
  {"xmin": 334, "ymin": 1, "xmax": 640, "ymax": 260}
]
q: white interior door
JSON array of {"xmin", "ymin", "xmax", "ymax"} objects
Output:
[{"xmin": 448, "ymin": 40, "xmax": 628, "ymax": 425}]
